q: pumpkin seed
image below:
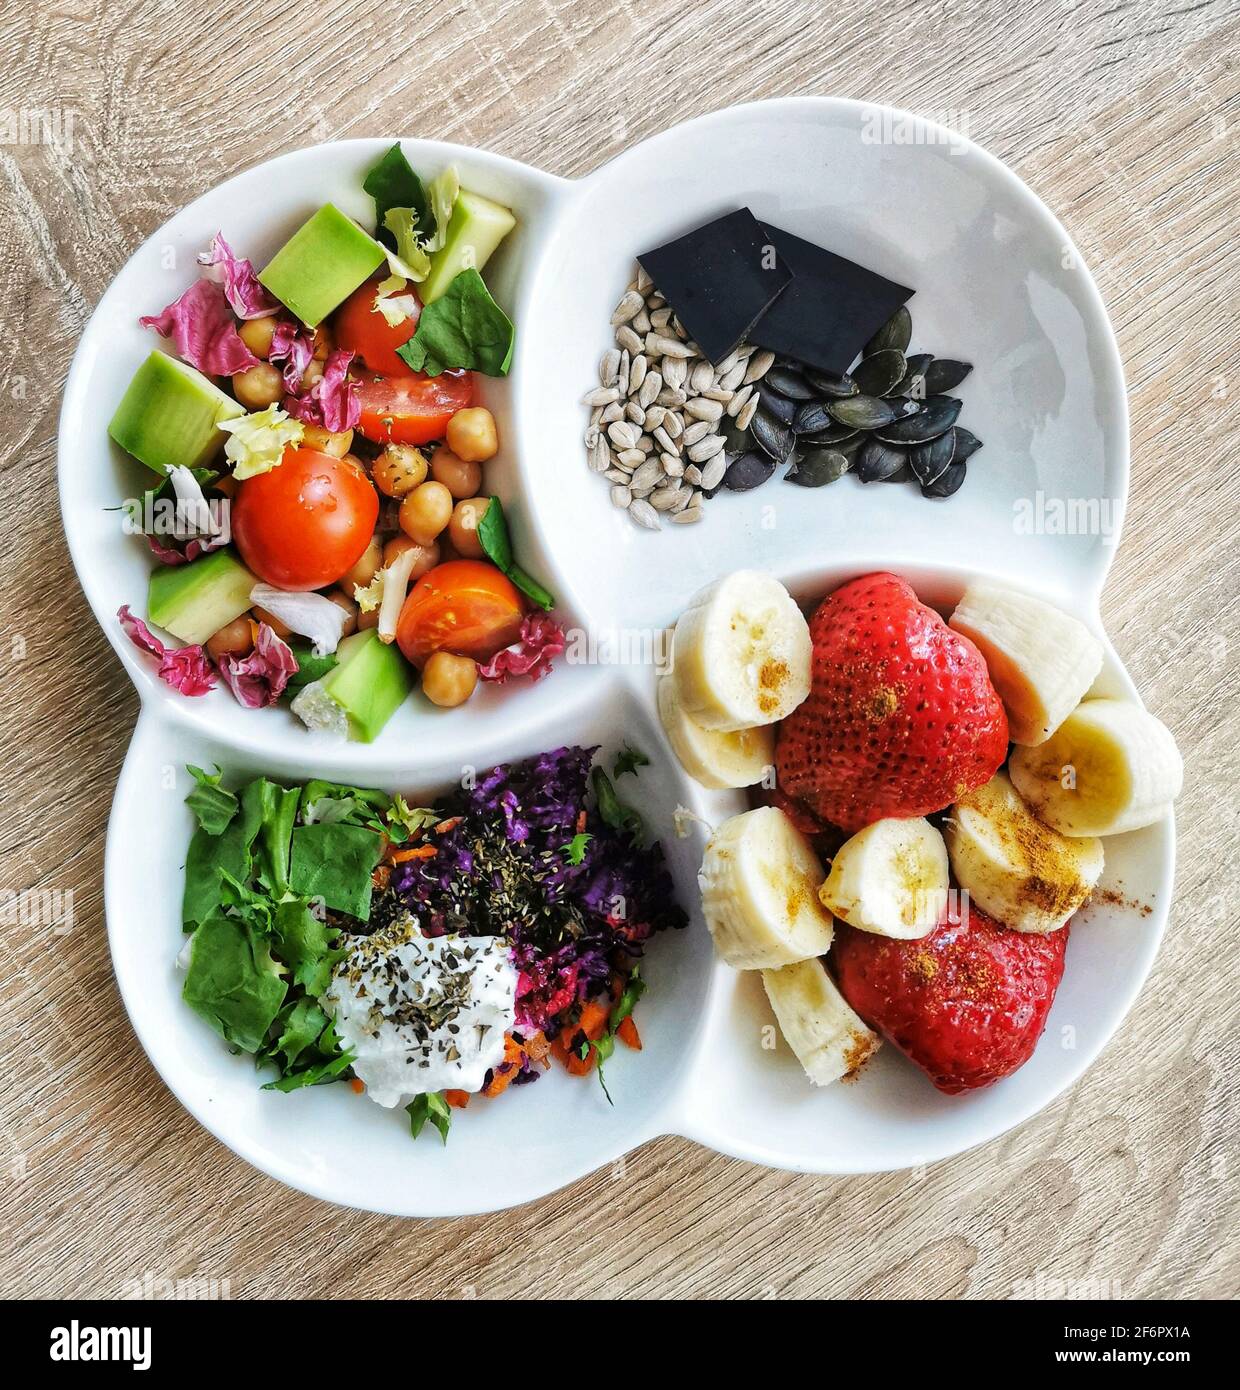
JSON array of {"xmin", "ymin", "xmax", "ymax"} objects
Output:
[
  {"xmin": 921, "ymin": 460, "xmax": 967, "ymax": 498},
  {"xmin": 891, "ymin": 352, "xmax": 933, "ymax": 398},
  {"xmin": 924, "ymin": 358, "xmax": 973, "ymax": 394},
  {"xmin": 828, "ymin": 395, "xmax": 902, "ymax": 430},
  {"xmin": 787, "ymin": 448, "xmax": 850, "ymax": 487},
  {"xmin": 792, "ymin": 400, "xmax": 834, "ymax": 435},
  {"xmin": 764, "ymin": 365, "xmax": 817, "ymax": 400},
  {"xmin": 864, "ymin": 305, "xmax": 912, "ymax": 356},
  {"xmin": 723, "ymin": 451, "xmax": 776, "ymax": 491},
  {"xmin": 803, "ymin": 368, "xmax": 858, "ymax": 399},
  {"xmin": 757, "ymin": 383, "xmax": 798, "ymax": 426},
  {"xmin": 852, "ymin": 348, "xmax": 906, "ymax": 397},
  {"xmin": 798, "ymin": 421, "xmax": 861, "ymax": 447},
  {"xmin": 909, "ymin": 429, "xmax": 955, "ymax": 486},
  {"xmin": 749, "ymin": 407, "xmax": 796, "ymax": 464},
  {"xmin": 874, "ymin": 394, "xmax": 962, "ymax": 444},
  {"xmin": 855, "ymin": 438, "xmax": 907, "ymax": 483},
  {"xmin": 951, "ymin": 426, "xmax": 983, "ymax": 463}
]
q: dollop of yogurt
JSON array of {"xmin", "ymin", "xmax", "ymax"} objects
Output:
[{"xmin": 326, "ymin": 917, "xmax": 517, "ymax": 1107}]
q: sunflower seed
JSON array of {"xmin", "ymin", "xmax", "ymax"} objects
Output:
[
  {"xmin": 624, "ymin": 401, "xmax": 645, "ymax": 425},
  {"xmin": 736, "ymin": 393, "xmax": 759, "ymax": 431},
  {"xmin": 652, "ymin": 425, "xmax": 677, "ymax": 454},
  {"xmin": 637, "ymin": 433, "xmax": 654, "ymax": 452},
  {"xmin": 685, "ymin": 396, "xmax": 724, "ymax": 422},
  {"xmin": 629, "ymin": 498, "xmax": 661, "ymax": 529},
  {"xmin": 698, "ymin": 455, "xmax": 727, "ymax": 490},
  {"xmin": 646, "ymin": 291, "xmax": 665, "ymax": 310},
  {"xmin": 602, "ymin": 468, "xmax": 628, "ymax": 483},
  {"xmin": 718, "ymin": 361, "xmax": 747, "ymax": 392},
  {"xmin": 582, "ymin": 385, "xmax": 620, "ymax": 407},
  {"xmin": 589, "ymin": 437, "xmax": 609, "ymax": 472},
  {"xmin": 650, "ymin": 306, "xmax": 673, "ymax": 330},
  {"xmin": 865, "ymin": 305, "xmax": 912, "ymax": 356},
  {"xmin": 610, "ymin": 453, "xmax": 634, "ymax": 474},
  {"xmin": 607, "ymin": 421, "xmax": 639, "ymax": 450},
  {"xmin": 683, "ymin": 464, "xmax": 703, "ymax": 486},
  {"xmin": 690, "ymin": 361, "xmax": 714, "ymax": 394},
  {"xmin": 628, "ymin": 458, "xmax": 662, "ymax": 491},
  {"xmin": 670, "ymin": 487, "xmax": 694, "ymax": 511},
  {"xmin": 616, "ymin": 448, "xmax": 645, "ymax": 468},
  {"xmin": 615, "ymin": 324, "xmax": 642, "ymax": 355},
  {"xmin": 661, "ymin": 452, "xmax": 684, "ymax": 476},
  {"xmin": 726, "ymin": 384, "xmax": 754, "ymax": 418},
  {"xmin": 688, "ymin": 433, "xmax": 725, "ymax": 462},
  {"xmin": 636, "ymin": 265, "xmax": 653, "ymax": 294},
  {"xmin": 600, "ymin": 348, "xmax": 621, "ymax": 386},
  {"xmin": 639, "ymin": 372, "xmax": 662, "ymax": 409},
  {"xmin": 610, "ymin": 484, "xmax": 632, "ymax": 507},
  {"xmin": 655, "ymin": 388, "xmax": 686, "ymax": 408},
  {"xmin": 670, "ymin": 504, "xmax": 703, "ymax": 524},
  {"xmin": 643, "ymin": 404, "xmax": 666, "ymax": 431},
  {"xmin": 743, "ymin": 349, "xmax": 776, "ymax": 385},
  {"xmin": 662, "ymin": 356, "xmax": 689, "ymax": 390},
  {"xmin": 601, "ymin": 402, "xmax": 624, "ymax": 424},
  {"xmin": 585, "ymin": 426, "xmax": 600, "ymax": 449},
  {"xmin": 648, "ymin": 333, "xmax": 692, "ymax": 359},
  {"xmin": 611, "ymin": 290, "xmax": 645, "ymax": 326},
  {"xmin": 650, "ymin": 485, "xmax": 684, "ymax": 511},
  {"xmin": 662, "ymin": 411, "xmax": 684, "ymax": 439},
  {"xmin": 632, "ymin": 309, "xmax": 651, "ymax": 334},
  {"xmin": 702, "ymin": 387, "xmax": 733, "ymax": 403},
  {"xmin": 681, "ymin": 419, "xmax": 711, "ymax": 446}
]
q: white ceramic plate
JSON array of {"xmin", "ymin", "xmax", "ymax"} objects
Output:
[{"xmin": 64, "ymin": 99, "xmax": 1172, "ymax": 1217}]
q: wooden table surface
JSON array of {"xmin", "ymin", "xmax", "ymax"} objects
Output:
[{"xmin": 1, "ymin": 0, "xmax": 1236, "ymax": 1300}]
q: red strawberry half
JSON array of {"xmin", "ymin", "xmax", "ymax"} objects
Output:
[
  {"xmin": 832, "ymin": 905, "xmax": 1068, "ymax": 1093},
  {"xmin": 775, "ymin": 572, "xmax": 1008, "ymax": 831}
]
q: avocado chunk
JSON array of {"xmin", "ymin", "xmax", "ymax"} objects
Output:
[
  {"xmin": 292, "ymin": 629, "xmax": 414, "ymax": 742},
  {"xmin": 420, "ymin": 189, "xmax": 516, "ymax": 304},
  {"xmin": 109, "ymin": 352, "xmax": 244, "ymax": 476},
  {"xmin": 148, "ymin": 547, "xmax": 257, "ymax": 646},
  {"xmin": 258, "ymin": 203, "xmax": 386, "ymax": 327}
]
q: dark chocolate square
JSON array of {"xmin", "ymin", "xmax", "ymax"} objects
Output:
[
  {"xmin": 749, "ymin": 224, "xmax": 913, "ymax": 375},
  {"xmin": 638, "ymin": 209, "xmax": 792, "ymax": 364}
]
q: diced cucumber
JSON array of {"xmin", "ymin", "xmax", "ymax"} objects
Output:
[
  {"xmin": 258, "ymin": 204, "xmax": 386, "ymax": 327},
  {"xmin": 148, "ymin": 548, "xmax": 257, "ymax": 646},
  {"xmin": 109, "ymin": 352, "xmax": 244, "ymax": 476},
  {"xmin": 310, "ymin": 629, "xmax": 414, "ymax": 742},
  {"xmin": 420, "ymin": 189, "xmax": 516, "ymax": 303}
]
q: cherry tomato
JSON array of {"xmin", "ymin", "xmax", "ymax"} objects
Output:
[
  {"xmin": 354, "ymin": 370, "xmax": 476, "ymax": 446},
  {"xmin": 396, "ymin": 560, "xmax": 525, "ymax": 668},
  {"xmin": 232, "ymin": 448, "xmax": 379, "ymax": 592},
  {"xmin": 334, "ymin": 278, "xmax": 421, "ymax": 376}
]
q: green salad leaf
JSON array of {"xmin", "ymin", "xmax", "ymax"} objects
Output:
[
  {"xmin": 285, "ymin": 643, "xmax": 338, "ymax": 693},
  {"xmin": 382, "ymin": 207, "xmax": 432, "ymax": 281},
  {"xmin": 396, "ymin": 269, "xmax": 515, "ymax": 377},
  {"xmin": 269, "ymin": 997, "xmax": 331, "ymax": 1071},
  {"xmin": 591, "ymin": 767, "xmax": 644, "ymax": 844},
  {"xmin": 250, "ymin": 779, "xmax": 300, "ymax": 895},
  {"xmin": 181, "ymin": 912, "xmax": 288, "ymax": 1054},
  {"xmin": 274, "ymin": 898, "xmax": 345, "ymax": 997},
  {"xmin": 182, "ymin": 788, "xmax": 264, "ymax": 931},
  {"xmin": 406, "ymin": 1091, "xmax": 452, "ymax": 1143},
  {"xmin": 613, "ymin": 743, "xmax": 650, "ymax": 780},
  {"xmin": 564, "ymin": 832, "xmax": 592, "ymax": 866},
  {"xmin": 364, "ymin": 142, "xmax": 433, "ymax": 247},
  {"xmin": 289, "ymin": 822, "xmax": 385, "ymax": 919},
  {"xmin": 476, "ymin": 497, "xmax": 555, "ymax": 611},
  {"xmin": 185, "ymin": 765, "xmax": 238, "ymax": 836},
  {"xmin": 386, "ymin": 793, "xmax": 439, "ymax": 845}
]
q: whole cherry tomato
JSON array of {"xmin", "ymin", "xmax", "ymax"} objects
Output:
[
  {"xmin": 396, "ymin": 560, "xmax": 525, "ymax": 668},
  {"xmin": 232, "ymin": 448, "xmax": 378, "ymax": 591},
  {"xmin": 334, "ymin": 278, "xmax": 421, "ymax": 376}
]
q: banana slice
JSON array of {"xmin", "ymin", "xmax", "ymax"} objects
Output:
[
  {"xmin": 699, "ymin": 807, "xmax": 835, "ymax": 969},
  {"xmin": 818, "ymin": 817, "xmax": 948, "ymax": 939},
  {"xmin": 950, "ymin": 581, "xmax": 1104, "ymax": 745},
  {"xmin": 657, "ymin": 676, "xmax": 775, "ymax": 789},
  {"xmin": 946, "ymin": 772, "xmax": 1103, "ymax": 932},
  {"xmin": 672, "ymin": 570, "xmax": 812, "ymax": 731},
  {"xmin": 1009, "ymin": 698, "xmax": 1182, "ymax": 836},
  {"xmin": 762, "ymin": 957, "xmax": 881, "ymax": 1086}
]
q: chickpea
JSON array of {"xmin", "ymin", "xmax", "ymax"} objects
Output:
[
  {"xmin": 430, "ymin": 445, "xmax": 482, "ymax": 499},
  {"xmin": 422, "ymin": 650, "xmax": 478, "ymax": 708},
  {"xmin": 325, "ymin": 588, "xmax": 359, "ymax": 639},
  {"xmin": 206, "ymin": 616, "xmax": 254, "ymax": 661},
  {"xmin": 300, "ymin": 358, "xmax": 325, "ymax": 390},
  {"xmin": 342, "ymin": 537, "xmax": 382, "ymax": 591},
  {"xmin": 399, "ymin": 480, "xmax": 453, "ymax": 546},
  {"xmin": 238, "ymin": 316, "xmax": 277, "ymax": 358},
  {"xmin": 445, "ymin": 407, "xmax": 498, "ymax": 463},
  {"xmin": 300, "ymin": 424, "xmax": 353, "ymax": 457},
  {"xmin": 232, "ymin": 362, "xmax": 284, "ymax": 410},
  {"xmin": 213, "ymin": 475, "xmax": 238, "ymax": 499},
  {"xmin": 251, "ymin": 605, "xmax": 293, "ymax": 640},
  {"xmin": 448, "ymin": 496, "xmax": 489, "ymax": 558},
  {"xmin": 383, "ymin": 534, "xmax": 440, "ymax": 578},
  {"xmin": 372, "ymin": 444, "xmax": 428, "ymax": 498},
  {"xmin": 313, "ymin": 324, "xmax": 333, "ymax": 361}
]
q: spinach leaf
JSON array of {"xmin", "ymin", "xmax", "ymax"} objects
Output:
[
  {"xmin": 247, "ymin": 778, "xmax": 300, "ymax": 895},
  {"xmin": 185, "ymin": 765, "xmax": 238, "ymax": 836},
  {"xmin": 406, "ymin": 1091, "xmax": 452, "ymax": 1143},
  {"xmin": 363, "ymin": 142, "xmax": 432, "ymax": 248},
  {"xmin": 263, "ymin": 1046, "xmax": 354, "ymax": 1092},
  {"xmin": 182, "ymin": 787, "xmax": 264, "ymax": 931},
  {"xmin": 181, "ymin": 912, "xmax": 288, "ymax": 1054},
  {"xmin": 273, "ymin": 898, "xmax": 345, "ymax": 997},
  {"xmin": 289, "ymin": 822, "xmax": 385, "ymax": 919},
  {"xmin": 268, "ymin": 997, "xmax": 330, "ymax": 1071},
  {"xmin": 396, "ymin": 269, "xmax": 514, "ymax": 377},
  {"xmin": 476, "ymin": 497, "xmax": 555, "ymax": 611}
]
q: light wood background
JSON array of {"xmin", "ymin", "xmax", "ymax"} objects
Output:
[{"xmin": 0, "ymin": 0, "xmax": 1236, "ymax": 1300}]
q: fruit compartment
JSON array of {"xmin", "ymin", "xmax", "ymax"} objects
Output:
[
  {"xmin": 661, "ymin": 559, "xmax": 1173, "ymax": 1174},
  {"xmin": 106, "ymin": 671, "xmax": 717, "ymax": 1217},
  {"xmin": 61, "ymin": 138, "xmax": 581, "ymax": 773},
  {"xmin": 517, "ymin": 97, "xmax": 1129, "ymax": 637}
]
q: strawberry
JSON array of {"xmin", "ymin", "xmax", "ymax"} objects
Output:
[
  {"xmin": 775, "ymin": 572, "xmax": 1008, "ymax": 831},
  {"xmin": 831, "ymin": 905, "xmax": 1068, "ymax": 1093}
]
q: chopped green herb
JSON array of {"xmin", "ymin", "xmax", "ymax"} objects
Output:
[
  {"xmin": 613, "ymin": 743, "xmax": 650, "ymax": 780},
  {"xmin": 406, "ymin": 1091, "xmax": 452, "ymax": 1143},
  {"xmin": 564, "ymin": 832, "xmax": 592, "ymax": 866},
  {"xmin": 591, "ymin": 767, "xmax": 644, "ymax": 843}
]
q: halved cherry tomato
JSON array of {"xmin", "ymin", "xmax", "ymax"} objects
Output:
[
  {"xmin": 354, "ymin": 370, "xmax": 475, "ymax": 446},
  {"xmin": 396, "ymin": 560, "xmax": 524, "ymax": 668},
  {"xmin": 232, "ymin": 448, "xmax": 378, "ymax": 591},
  {"xmin": 335, "ymin": 278, "xmax": 421, "ymax": 376}
]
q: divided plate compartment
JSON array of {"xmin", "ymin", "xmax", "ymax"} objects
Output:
[{"xmin": 68, "ymin": 101, "xmax": 1165, "ymax": 1215}]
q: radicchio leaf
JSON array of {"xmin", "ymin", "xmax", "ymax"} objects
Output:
[
  {"xmin": 139, "ymin": 279, "xmax": 259, "ymax": 376},
  {"xmin": 117, "ymin": 605, "xmax": 217, "ymax": 696},
  {"xmin": 283, "ymin": 349, "xmax": 360, "ymax": 432},
  {"xmin": 216, "ymin": 623, "xmax": 298, "ymax": 708},
  {"xmin": 197, "ymin": 232, "xmax": 279, "ymax": 319},
  {"xmin": 268, "ymin": 318, "xmax": 316, "ymax": 392},
  {"xmin": 477, "ymin": 613, "xmax": 566, "ymax": 684}
]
